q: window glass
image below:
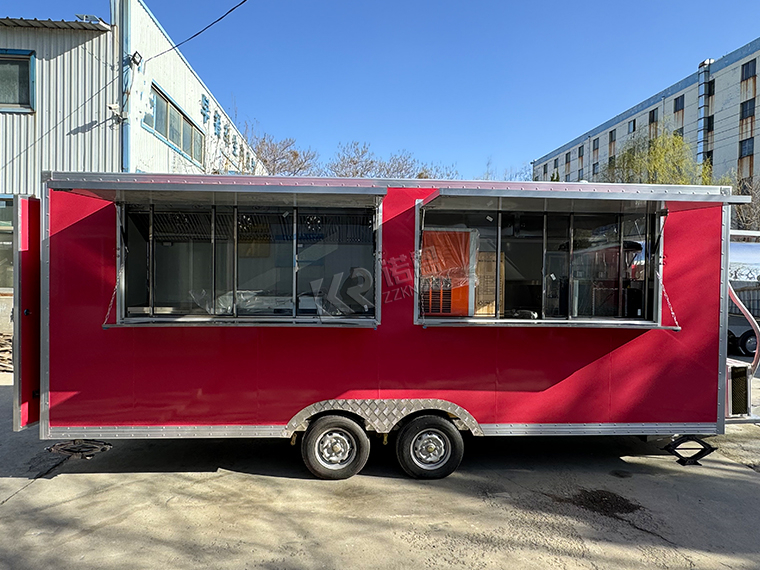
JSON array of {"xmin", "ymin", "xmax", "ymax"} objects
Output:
[
  {"xmin": 152, "ymin": 209, "xmax": 212, "ymax": 314},
  {"xmin": 154, "ymin": 92, "xmax": 168, "ymax": 137},
  {"xmin": 0, "ymin": 200, "xmax": 12, "ymax": 288},
  {"xmin": 421, "ymin": 211, "xmax": 497, "ymax": 317},
  {"xmin": 500, "ymin": 213, "xmax": 543, "ymax": 318},
  {"xmin": 214, "ymin": 207, "xmax": 235, "ymax": 316},
  {"xmin": 296, "ymin": 210, "xmax": 375, "ymax": 317},
  {"xmin": 592, "ymin": 138, "xmax": 599, "ymax": 151},
  {"xmin": 0, "ymin": 57, "xmax": 30, "ymax": 107},
  {"xmin": 622, "ymin": 214, "xmax": 648, "ymax": 318},
  {"xmin": 193, "ymin": 129, "xmax": 204, "ymax": 163},
  {"xmin": 125, "ymin": 208, "xmax": 150, "ymax": 315},
  {"xmin": 143, "ymin": 90, "xmax": 155, "ymax": 129},
  {"xmin": 169, "ymin": 106, "xmax": 181, "ymax": 146},
  {"xmin": 572, "ymin": 215, "xmax": 620, "ymax": 317},
  {"xmin": 182, "ymin": 117, "xmax": 193, "ymax": 154},
  {"xmin": 740, "ymin": 138, "xmax": 755, "ymax": 158},
  {"xmin": 418, "ymin": 208, "xmax": 656, "ymax": 322},
  {"xmin": 237, "ymin": 210, "xmax": 294, "ymax": 316},
  {"xmin": 545, "ymin": 214, "xmax": 570, "ymax": 318}
]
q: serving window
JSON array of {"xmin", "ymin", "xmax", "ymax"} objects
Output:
[
  {"xmin": 418, "ymin": 199, "xmax": 660, "ymax": 324},
  {"xmin": 122, "ymin": 204, "xmax": 378, "ymax": 324}
]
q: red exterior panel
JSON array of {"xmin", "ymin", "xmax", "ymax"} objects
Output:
[
  {"xmin": 14, "ymin": 197, "xmax": 41, "ymax": 429},
  {"xmin": 43, "ymin": 188, "xmax": 723, "ymax": 430}
]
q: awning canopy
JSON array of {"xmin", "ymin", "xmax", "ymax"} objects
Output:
[
  {"xmin": 431, "ymin": 181, "xmax": 747, "ymax": 204},
  {"xmin": 44, "ymin": 173, "xmax": 388, "ymax": 208},
  {"xmin": 44, "ymin": 173, "xmax": 748, "ymax": 208}
]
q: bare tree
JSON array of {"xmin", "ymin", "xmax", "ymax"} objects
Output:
[
  {"xmin": 732, "ymin": 176, "xmax": 760, "ymax": 231},
  {"xmin": 241, "ymin": 122, "xmax": 320, "ymax": 176},
  {"xmin": 325, "ymin": 141, "xmax": 378, "ymax": 178},
  {"xmin": 326, "ymin": 141, "xmax": 459, "ymax": 179}
]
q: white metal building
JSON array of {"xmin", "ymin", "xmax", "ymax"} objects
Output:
[
  {"xmin": 0, "ymin": 0, "xmax": 265, "ymax": 329},
  {"xmin": 532, "ymin": 37, "xmax": 760, "ymax": 186}
]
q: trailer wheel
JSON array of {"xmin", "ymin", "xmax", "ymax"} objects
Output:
[
  {"xmin": 739, "ymin": 330, "xmax": 757, "ymax": 357},
  {"xmin": 396, "ymin": 415, "xmax": 464, "ymax": 479},
  {"xmin": 301, "ymin": 415, "xmax": 370, "ymax": 480}
]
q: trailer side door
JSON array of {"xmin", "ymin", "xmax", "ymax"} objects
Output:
[{"xmin": 12, "ymin": 196, "xmax": 40, "ymax": 431}]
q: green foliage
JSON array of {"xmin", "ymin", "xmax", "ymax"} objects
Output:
[{"xmin": 599, "ymin": 130, "xmax": 710, "ymax": 185}]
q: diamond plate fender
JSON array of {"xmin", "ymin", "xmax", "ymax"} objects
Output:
[{"xmin": 285, "ymin": 399, "xmax": 483, "ymax": 436}]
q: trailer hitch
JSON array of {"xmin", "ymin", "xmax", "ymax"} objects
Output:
[{"xmin": 662, "ymin": 435, "xmax": 716, "ymax": 466}]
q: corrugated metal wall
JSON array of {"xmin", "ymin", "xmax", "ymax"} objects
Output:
[{"xmin": 0, "ymin": 26, "xmax": 120, "ymax": 197}]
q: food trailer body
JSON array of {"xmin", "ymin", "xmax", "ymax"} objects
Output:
[{"xmin": 11, "ymin": 173, "xmax": 750, "ymax": 478}]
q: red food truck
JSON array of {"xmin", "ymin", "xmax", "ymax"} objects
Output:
[{"xmin": 10, "ymin": 173, "xmax": 756, "ymax": 479}]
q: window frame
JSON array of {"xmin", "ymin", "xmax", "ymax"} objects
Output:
[
  {"xmin": 119, "ymin": 203, "xmax": 381, "ymax": 326},
  {"xmin": 628, "ymin": 119, "xmax": 636, "ymax": 134},
  {"xmin": 415, "ymin": 201, "xmax": 665, "ymax": 328},
  {"xmin": 673, "ymin": 95, "xmax": 685, "ymax": 113},
  {"xmin": 141, "ymin": 83, "xmax": 206, "ymax": 168},
  {"xmin": 649, "ymin": 108, "xmax": 658, "ymax": 124},
  {"xmin": 0, "ymin": 50, "xmax": 35, "ymax": 113}
]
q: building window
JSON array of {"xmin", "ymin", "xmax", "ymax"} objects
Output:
[
  {"xmin": 553, "ymin": 158, "xmax": 558, "ymax": 169},
  {"xmin": 592, "ymin": 162, "xmax": 599, "ymax": 175},
  {"xmin": 649, "ymin": 108, "xmax": 658, "ymax": 123},
  {"xmin": 674, "ymin": 127, "xmax": 684, "ymax": 137},
  {"xmin": 704, "ymin": 150, "xmax": 714, "ymax": 165},
  {"xmin": 609, "ymin": 130, "xmax": 616, "ymax": 143},
  {"xmin": 608, "ymin": 156, "xmax": 616, "ymax": 167},
  {"xmin": 565, "ymin": 174, "xmax": 570, "ymax": 182},
  {"xmin": 578, "ymin": 145, "xmax": 584, "ymax": 158},
  {"xmin": 418, "ymin": 206, "xmax": 658, "ymax": 321},
  {"xmin": 543, "ymin": 164, "xmax": 548, "ymax": 176},
  {"xmin": 705, "ymin": 79, "xmax": 715, "ymax": 97},
  {"xmin": 144, "ymin": 86, "xmax": 205, "ymax": 165},
  {"xmin": 742, "ymin": 59, "xmax": 756, "ymax": 82},
  {"xmin": 741, "ymin": 99, "xmax": 756, "ymax": 120},
  {"xmin": 740, "ymin": 137, "xmax": 754, "ymax": 158},
  {"xmin": 0, "ymin": 50, "xmax": 34, "ymax": 111},
  {"xmin": 578, "ymin": 168, "xmax": 583, "ymax": 180},
  {"xmin": 565, "ymin": 152, "xmax": 571, "ymax": 164},
  {"xmin": 705, "ymin": 115, "xmax": 714, "ymax": 132},
  {"xmin": 673, "ymin": 95, "xmax": 685, "ymax": 113},
  {"xmin": 124, "ymin": 205, "xmax": 377, "ymax": 321},
  {"xmin": 592, "ymin": 138, "xmax": 599, "ymax": 151}
]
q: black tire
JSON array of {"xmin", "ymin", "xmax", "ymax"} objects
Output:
[
  {"xmin": 301, "ymin": 415, "xmax": 370, "ymax": 480},
  {"xmin": 396, "ymin": 415, "xmax": 464, "ymax": 479},
  {"xmin": 739, "ymin": 330, "xmax": 757, "ymax": 357}
]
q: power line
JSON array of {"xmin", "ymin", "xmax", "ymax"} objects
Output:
[{"xmin": 145, "ymin": 0, "xmax": 249, "ymax": 64}]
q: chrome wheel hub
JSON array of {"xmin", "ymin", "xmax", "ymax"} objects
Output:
[
  {"xmin": 316, "ymin": 429, "xmax": 356, "ymax": 470},
  {"xmin": 411, "ymin": 429, "xmax": 450, "ymax": 470}
]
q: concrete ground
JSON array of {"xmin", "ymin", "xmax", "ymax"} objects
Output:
[{"xmin": 1, "ymin": 374, "xmax": 760, "ymax": 570}]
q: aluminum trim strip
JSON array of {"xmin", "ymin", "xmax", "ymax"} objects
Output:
[
  {"xmin": 717, "ymin": 204, "xmax": 730, "ymax": 430},
  {"xmin": 40, "ymin": 190, "xmax": 51, "ymax": 439},
  {"xmin": 46, "ymin": 425, "xmax": 288, "ymax": 439},
  {"xmin": 418, "ymin": 318, "xmax": 679, "ymax": 330},
  {"xmin": 480, "ymin": 423, "xmax": 719, "ymax": 436},
  {"xmin": 12, "ymin": 197, "xmax": 22, "ymax": 432}
]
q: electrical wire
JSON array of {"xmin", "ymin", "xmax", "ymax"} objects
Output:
[{"xmin": 145, "ymin": 0, "xmax": 249, "ymax": 64}]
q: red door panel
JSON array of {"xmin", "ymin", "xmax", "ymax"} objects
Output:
[{"xmin": 13, "ymin": 196, "xmax": 40, "ymax": 431}]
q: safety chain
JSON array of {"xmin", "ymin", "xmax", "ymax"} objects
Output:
[{"xmin": 655, "ymin": 270, "xmax": 680, "ymax": 329}]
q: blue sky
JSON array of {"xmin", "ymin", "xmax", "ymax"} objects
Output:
[{"xmin": 9, "ymin": 1, "xmax": 760, "ymax": 178}]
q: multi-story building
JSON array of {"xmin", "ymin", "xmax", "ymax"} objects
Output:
[
  {"xmin": 532, "ymin": 37, "xmax": 760, "ymax": 186},
  {"xmin": 0, "ymin": 0, "xmax": 266, "ymax": 328}
]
